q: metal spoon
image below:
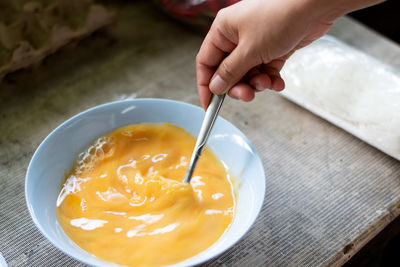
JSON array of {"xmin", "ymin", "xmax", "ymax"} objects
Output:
[{"xmin": 183, "ymin": 93, "xmax": 226, "ymax": 183}]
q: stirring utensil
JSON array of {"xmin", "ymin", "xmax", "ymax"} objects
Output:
[{"xmin": 183, "ymin": 93, "xmax": 226, "ymax": 183}]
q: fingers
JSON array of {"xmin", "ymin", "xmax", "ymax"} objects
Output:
[
  {"xmin": 248, "ymin": 72, "xmax": 271, "ymax": 92},
  {"xmin": 266, "ymin": 59, "xmax": 286, "ymax": 71},
  {"xmin": 228, "ymin": 82, "xmax": 255, "ymax": 102},
  {"xmin": 260, "ymin": 66, "xmax": 285, "ymax": 91},
  {"xmin": 227, "ymin": 59, "xmax": 286, "ymax": 101},
  {"xmin": 270, "ymin": 75, "xmax": 285, "ymax": 92},
  {"xmin": 196, "ymin": 13, "xmax": 289, "ymax": 108},
  {"xmin": 196, "ymin": 20, "xmax": 237, "ymax": 109},
  {"xmin": 260, "ymin": 60, "xmax": 286, "ymax": 91},
  {"xmin": 245, "ymin": 59, "xmax": 285, "ymax": 94},
  {"xmin": 209, "ymin": 45, "xmax": 258, "ymax": 95}
]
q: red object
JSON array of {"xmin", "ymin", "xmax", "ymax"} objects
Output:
[{"xmin": 154, "ymin": 0, "xmax": 240, "ymax": 29}]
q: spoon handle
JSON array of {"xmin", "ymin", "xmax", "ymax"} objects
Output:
[{"xmin": 183, "ymin": 94, "xmax": 226, "ymax": 183}]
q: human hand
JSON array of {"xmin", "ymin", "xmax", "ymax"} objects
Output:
[{"xmin": 196, "ymin": 0, "xmax": 384, "ymax": 109}]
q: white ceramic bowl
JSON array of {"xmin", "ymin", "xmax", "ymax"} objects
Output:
[{"xmin": 25, "ymin": 99, "xmax": 265, "ymax": 266}]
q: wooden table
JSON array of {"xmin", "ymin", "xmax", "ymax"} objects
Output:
[{"xmin": 0, "ymin": 1, "xmax": 399, "ymax": 266}]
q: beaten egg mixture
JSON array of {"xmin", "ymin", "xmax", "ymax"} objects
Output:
[{"xmin": 56, "ymin": 123, "xmax": 235, "ymax": 266}]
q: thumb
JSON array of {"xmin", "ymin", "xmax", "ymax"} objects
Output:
[{"xmin": 209, "ymin": 45, "xmax": 257, "ymax": 95}]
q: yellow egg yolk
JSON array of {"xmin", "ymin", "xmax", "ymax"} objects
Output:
[{"xmin": 56, "ymin": 123, "xmax": 235, "ymax": 266}]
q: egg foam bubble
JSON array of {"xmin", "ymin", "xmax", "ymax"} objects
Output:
[{"xmin": 56, "ymin": 123, "xmax": 236, "ymax": 267}]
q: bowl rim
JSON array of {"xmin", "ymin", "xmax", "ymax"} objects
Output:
[{"xmin": 25, "ymin": 98, "xmax": 266, "ymax": 267}]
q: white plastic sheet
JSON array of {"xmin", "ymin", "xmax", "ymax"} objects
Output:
[{"xmin": 281, "ymin": 35, "xmax": 400, "ymax": 160}]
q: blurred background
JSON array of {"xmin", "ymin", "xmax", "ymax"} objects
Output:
[
  {"xmin": 0, "ymin": 0, "xmax": 399, "ymax": 81},
  {"xmin": 338, "ymin": 2, "xmax": 400, "ymax": 265},
  {"xmin": 349, "ymin": 0, "xmax": 399, "ymax": 43}
]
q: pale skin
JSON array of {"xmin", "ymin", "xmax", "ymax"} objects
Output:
[{"xmin": 196, "ymin": 0, "xmax": 386, "ymax": 109}]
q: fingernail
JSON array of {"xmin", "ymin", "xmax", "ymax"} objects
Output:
[
  {"xmin": 251, "ymin": 81, "xmax": 265, "ymax": 92},
  {"xmin": 209, "ymin": 75, "xmax": 227, "ymax": 94}
]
